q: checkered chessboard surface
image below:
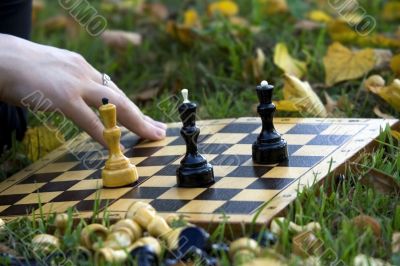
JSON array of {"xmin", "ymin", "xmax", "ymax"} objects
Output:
[{"xmin": 0, "ymin": 117, "xmax": 397, "ymax": 224}]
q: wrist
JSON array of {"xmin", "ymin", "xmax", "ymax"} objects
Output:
[{"xmin": 0, "ymin": 34, "xmax": 20, "ymax": 101}]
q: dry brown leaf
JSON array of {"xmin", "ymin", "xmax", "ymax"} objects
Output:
[
  {"xmin": 324, "ymin": 91, "xmax": 337, "ymax": 114},
  {"xmin": 23, "ymin": 125, "xmax": 65, "ymax": 162},
  {"xmin": 373, "ymin": 106, "xmax": 395, "ymax": 119},
  {"xmin": 143, "ymin": 3, "xmax": 169, "ymax": 20},
  {"xmin": 208, "ymin": 0, "xmax": 239, "ymax": 17},
  {"xmin": 32, "ymin": 0, "xmax": 44, "ymax": 23},
  {"xmin": 364, "ymin": 75, "xmax": 400, "ymax": 111},
  {"xmin": 100, "ymin": 30, "xmax": 142, "ymax": 49},
  {"xmin": 41, "ymin": 15, "xmax": 80, "ymax": 38},
  {"xmin": 373, "ymin": 49, "xmax": 393, "ymax": 70},
  {"xmin": 273, "ymin": 43, "xmax": 307, "ymax": 78},
  {"xmin": 323, "ymin": 42, "xmax": 376, "ymax": 86},
  {"xmin": 360, "ymin": 168, "xmax": 400, "ymax": 195},
  {"xmin": 351, "ymin": 215, "xmax": 381, "ymax": 238},
  {"xmin": 276, "ymin": 74, "xmax": 327, "ymax": 117},
  {"xmin": 391, "ymin": 54, "xmax": 400, "ymax": 76},
  {"xmin": 382, "ymin": 2, "xmax": 400, "ymax": 21}
]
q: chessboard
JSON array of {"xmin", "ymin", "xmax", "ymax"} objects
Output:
[{"xmin": 0, "ymin": 117, "xmax": 398, "ymax": 225}]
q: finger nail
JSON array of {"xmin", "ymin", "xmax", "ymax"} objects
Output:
[{"xmin": 155, "ymin": 128, "xmax": 166, "ymax": 139}]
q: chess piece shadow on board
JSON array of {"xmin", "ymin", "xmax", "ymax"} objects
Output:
[
  {"xmin": 252, "ymin": 81, "xmax": 288, "ymax": 164},
  {"xmin": 176, "ymin": 89, "xmax": 215, "ymax": 187},
  {"xmin": 100, "ymin": 98, "xmax": 138, "ymax": 187}
]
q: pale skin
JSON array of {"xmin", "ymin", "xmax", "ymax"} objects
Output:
[{"xmin": 0, "ymin": 34, "xmax": 167, "ymax": 147}]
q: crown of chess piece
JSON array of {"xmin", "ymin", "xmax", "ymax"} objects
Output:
[
  {"xmin": 99, "ymin": 98, "xmax": 138, "ymax": 187},
  {"xmin": 252, "ymin": 80, "xmax": 288, "ymax": 164},
  {"xmin": 176, "ymin": 89, "xmax": 214, "ymax": 187}
]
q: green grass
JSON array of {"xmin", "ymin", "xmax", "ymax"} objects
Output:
[{"xmin": 0, "ymin": 0, "xmax": 399, "ymax": 265}]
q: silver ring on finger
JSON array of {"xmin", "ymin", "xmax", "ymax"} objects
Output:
[{"xmin": 102, "ymin": 73, "xmax": 111, "ymax": 87}]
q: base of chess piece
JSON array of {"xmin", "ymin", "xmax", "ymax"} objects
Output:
[
  {"xmin": 252, "ymin": 138, "xmax": 288, "ymax": 165},
  {"xmin": 102, "ymin": 157, "xmax": 138, "ymax": 188},
  {"xmin": 177, "ymin": 155, "xmax": 214, "ymax": 187}
]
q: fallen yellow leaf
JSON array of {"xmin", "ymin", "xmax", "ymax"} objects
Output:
[
  {"xmin": 261, "ymin": 0, "xmax": 288, "ymax": 15},
  {"xmin": 184, "ymin": 9, "xmax": 200, "ymax": 28},
  {"xmin": 208, "ymin": 0, "xmax": 239, "ymax": 17},
  {"xmin": 244, "ymin": 48, "xmax": 266, "ymax": 82},
  {"xmin": 278, "ymin": 74, "xmax": 327, "ymax": 117},
  {"xmin": 323, "ymin": 42, "xmax": 376, "ymax": 86},
  {"xmin": 365, "ymin": 75, "xmax": 400, "ymax": 111},
  {"xmin": 273, "ymin": 43, "xmax": 307, "ymax": 78},
  {"xmin": 308, "ymin": 10, "xmax": 332, "ymax": 23},
  {"xmin": 23, "ymin": 125, "xmax": 65, "ymax": 162},
  {"xmin": 391, "ymin": 54, "xmax": 400, "ymax": 76},
  {"xmin": 391, "ymin": 130, "xmax": 400, "ymax": 141},
  {"xmin": 274, "ymin": 100, "xmax": 299, "ymax": 112},
  {"xmin": 327, "ymin": 20, "xmax": 400, "ymax": 48},
  {"xmin": 166, "ymin": 21, "xmax": 198, "ymax": 45},
  {"xmin": 100, "ymin": 30, "xmax": 142, "ymax": 50},
  {"xmin": 382, "ymin": 2, "xmax": 400, "ymax": 21}
]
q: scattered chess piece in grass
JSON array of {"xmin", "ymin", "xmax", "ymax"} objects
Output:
[
  {"xmin": 54, "ymin": 213, "xmax": 68, "ymax": 236},
  {"xmin": 353, "ymin": 254, "xmax": 391, "ymax": 266},
  {"xmin": 229, "ymin": 237, "xmax": 261, "ymax": 265},
  {"xmin": 392, "ymin": 232, "xmax": 400, "ymax": 254},
  {"xmin": 270, "ymin": 217, "xmax": 320, "ymax": 236},
  {"xmin": 251, "ymin": 231, "xmax": 277, "ymax": 248},
  {"xmin": 80, "ymin": 223, "xmax": 109, "ymax": 250},
  {"xmin": 252, "ymin": 80, "xmax": 288, "ymax": 164},
  {"xmin": 176, "ymin": 89, "xmax": 214, "ymax": 187},
  {"xmin": 129, "ymin": 237, "xmax": 161, "ymax": 266},
  {"xmin": 292, "ymin": 231, "xmax": 323, "ymax": 258},
  {"xmin": 99, "ymin": 98, "xmax": 138, "ymax": 187},
  {"xmin": 126, "ymin": 201, "xmax": 209, "ymax": 256},
  {"xmin": 95, "ymin": 236, "xmax": 161, "ymax": 265},
  {"xmin": 32, "ymin": 234, "xmax": 60, "ymax": 254}
]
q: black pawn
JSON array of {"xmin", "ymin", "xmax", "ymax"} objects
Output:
[
  {"xmin": 252, "ymin": 81, "xmax": 288, "ymax": 164},
  {"xmin": 176, "ymin": 89, "xmax": 214, "ymax": 187}
]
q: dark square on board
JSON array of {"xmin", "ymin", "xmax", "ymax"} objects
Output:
[
  {"xmin": 39, "ymin": 181, "xmax": 77, "ymax": 192},
  {"xmin": 198, "ymin": 143, "xmax": 232, "ymax": 154},
  {"xmin": 210, "ymin": 155, "xmax": 252, "ymax": 166},
  {"xmin": 20, "ymin": 173, "xmax": 61, "ymax": 184},
  {"xmin": 51, "ymin": 190, "xmax": 97, "ymax": 202},
  {"xmin": 194, "ymin": 188, "xmax": 241, "ymax": 201},
  {"xmin": 137, "ymin": 155, "xmax": 181, "ymax": 167},
  {"xmin": 122, "ymin": 187, "xmax": 170, "ymax": 199},
  {"xmin": 219, "ymin": 123, "xmax": 260, "ymax": 133},
  {"xmin": 227, "ymin": 166, "xmax": 272, "ymax": 178},
  {"xmin": 214, "ymin": 201, "xmax": 264, "ymax": 214},
  {"xmin": 0, "ymin": 194, "xmax": 28, "ymax": 205},
  {"xmin": 285, "ymin": 124, "xmax": 330, "ymax": 135},
  {"xmin": 75, "ymin": 199, "xmax": 109, "ymax": 212},
  {"xmin": 307, "ymin": 135, "xmax": 351, "ymax": 146},
  {"xmin": 150, "ymin": 199, "xmax": 189, "ymax": 212},
  {"xmin": 280, "ymin": 155, "xmax": 323, "ymax": 167},
  {"xmin": 238, "ymin": 134, "xmax": 258, "ymax": 144},
  {"xmin": 246, "ymin": 178, "xmax": 295, "ymax": 190},
  {"xmin": 124, "ymin": 147, "xmax": 162, "ymax": 157},
  {"xmin": 0, "ymin": 204, "xmax": 39, "ymax": 216}
]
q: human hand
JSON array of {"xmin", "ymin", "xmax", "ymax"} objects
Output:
[{"xmin": 0, "ymin": 34, "xmax": 166, "ymax": 147}]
